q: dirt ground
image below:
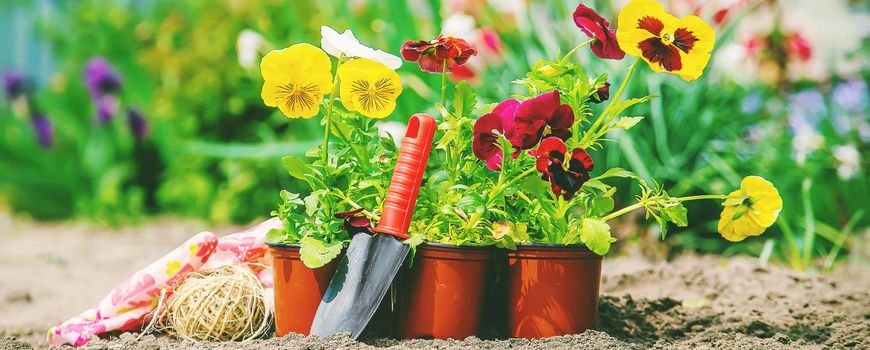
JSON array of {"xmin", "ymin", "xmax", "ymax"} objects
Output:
[{"xmin": 1, "ymin": 212, "xmax": 868, "ymax": 349}]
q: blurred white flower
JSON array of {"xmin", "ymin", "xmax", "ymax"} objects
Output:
[
  {"xmin": 442, "ymin": 13, "xmax": 478, "ymax": 38},
  {"xmin": 376, "ymin": 121, "xmax": 407, "ymax": 146},
  {"xmin": 320, "ymin": 26, "xmax": 402, "ymax": 69},
  {"xmin": 792, "ymin": 126, "xmax": 824, "ymax": 165},
  {"xmin": 832, "ymin": 145, "xmax": 861, "ymax": 179},
  {"xmin": 236, "ymin": 29, "xmax": 264, "ymax": 69}
]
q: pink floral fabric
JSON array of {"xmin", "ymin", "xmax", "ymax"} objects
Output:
[{"xmin": 47, "ymin": 218, "xmax": 282, "ymax": 347}]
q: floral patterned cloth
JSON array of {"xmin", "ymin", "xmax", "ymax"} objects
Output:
[{"xmin": 47, "ymin": 218, "xmax": 282, "ymax": 347}]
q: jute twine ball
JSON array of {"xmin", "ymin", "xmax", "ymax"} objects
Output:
[{"xmin": 158, "ymin": 264, "xmax": 271, "ymax": 342}]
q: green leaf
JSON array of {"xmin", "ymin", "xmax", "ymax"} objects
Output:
[
  {"xmin": 303, "ymin": 191, "xmax": 322, "ymax": 217},
  {"xmin": 453, "ymin": 80, "xmax": 477, "ymax": 118},
  {"xmin": 614, "ymin": 116, "xmax": 644, "ymax": 130},
  {"xmin": 299, "ymin": 237, "xmax": 343, "ymax": 268},
  {"xmin": 265, "ymin": 228, "xmax": 289, "ymax": 244},
  {"xmin": 663, "ymin": 203, "xmax": 688, "ymax": 227},
  {"xmin": 589, "ymin": 197, "xmax": 615, "ymax": 217},
  {"xmin": 282, "ymin": 156, "xmax": 313, "ymax": 181},
  {"xmin": 652, "ymin": 212, "xmax": 669, "ymax": 239},
  {"xmin": 457, "ymin": 192, "xmax": 485, "ymax": 214},
  {"xmin": 593, "ymin": 167, "xmax": 637, "ymax": 180},
  {"xmin": 280, "ymin": 190, "xmax": 304, "ymax": 205},
  {"xmin": 579, "ymin": 218, "xmax": 617, "ymax": 255},
  {"xmin": 607, "ymin": 96, "xmax": 653, "ymax": 119},
  {"xmin": 582, "ymin": 179, "xmax": 610, "ymax": 192}
]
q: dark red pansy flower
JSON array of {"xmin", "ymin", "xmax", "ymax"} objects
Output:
[
  {"xmin": 401, "ymin": 35, "xmax": 478, "ymax": 73},
  {"xmin": 511, "ymin": 91, "xmax": 574, "ymax": 150},
  {"xmin": 335, "ymin": 208, "xmax": 373, "ymax": 236},
  {"xmin": 589, "ymin": 82, "xmax": 610, "ymax": 104},
  {"xmin": 472, "ymin": 98, "xmax": 521, "ymax": 171},
  {"xmin": 529, "ymin": 137, "xmax": 594, "ymax": 200},
  {"xmin": 573, "ymin": 4, "xmax": 625, "ymax": 60}
]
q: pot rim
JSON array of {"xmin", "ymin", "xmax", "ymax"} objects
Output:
[
  {"xmin": 419, "ymin": 242, "xmax": 494, "ymax": 250},
  {"xmin": 266, "ymin": 242, "xmax": 301, "ymax": 249},
  {"xmin": 514, "ymin": 242, "xmax": 592, "ymax": 251}
]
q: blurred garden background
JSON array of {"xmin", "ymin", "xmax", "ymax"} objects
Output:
[{"xmin": 0, "ymin": 0, "xmax": 867, "ymax": 271}]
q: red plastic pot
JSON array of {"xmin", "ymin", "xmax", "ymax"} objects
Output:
[
  {"xmin": 269, "ymin": 243, "xmax": 342, "ymax": 336},
  {"xmin": 398, "ymin": 243, "xmax": 492, "ymax": 339},
  {"xmin": 507, "ymin": 244, "xmax": 603, "ymax": 338}
]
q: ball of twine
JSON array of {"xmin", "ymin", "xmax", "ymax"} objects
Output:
[{"xmin": 157, "ymin": 264, "xmax": 271, "ymax": 342}]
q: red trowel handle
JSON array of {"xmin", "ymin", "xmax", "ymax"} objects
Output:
[{"xmin": 373, "ymin": 114, "xmax": 436, "ymax": 240}]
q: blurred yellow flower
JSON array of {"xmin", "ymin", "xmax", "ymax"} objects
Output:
[
  {"xmin": 718, "ymin": 176, "xmax": 783, "ymax": 242},
  {"xmin": 337, "ymin": 58, "xmax": 402, "ymax": 119},
  {"xmin": 260, "ymin": 43, "xmax": 333, "ymax": 118},
  {"xmin": 616, "ymin": 0, "xmax": 716, "ymax": 80}
]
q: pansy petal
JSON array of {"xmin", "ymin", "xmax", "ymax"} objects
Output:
[
  {"xmin": 373, "ymin": 50, "xmax": 403, "ymax": 69},
  {"xmin": 671, "ymin": 15, "xmax": 716, "ymax": 81},
  {"xmin": 616, "ymin": 0, "xmax": 678, "ymax": 58},
  {"xmin": 718, "ymin": 205, "xmax": 765, "ymax": 242},
  {"xmin": 518, "ymin": 91, "xmax": 562, "ymax": 119},
  {"xmin": 549, "ymin": 104, "xmax": 575, "ymax": 130}
]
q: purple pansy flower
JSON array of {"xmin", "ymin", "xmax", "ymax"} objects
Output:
[
  {"xmin": 127, "ymin": 108, "xmax": 148, "ymax": 141},
  {"xmin": 96, "ymin": 95, "xmax": 120, "ymax": 124},
  {"xmin": 3, "ymin": 72, "xmax": 29, "ymax": 100},
  {"xmin": 84, "ymin": 58, "xmax": 122, "ymax": 99},
  {"xmin": 30, "ymin": 114, "xmax": 54, "ymax": 148}
]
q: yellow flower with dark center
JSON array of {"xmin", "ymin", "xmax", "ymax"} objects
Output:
[
  {"xmin": 718, "ymin": 176, "xmax": 783, "ymax": 242},
  {"xmin": 616, "ymin": 0, "xmax": 716, "ymax": 80},
  {"xmin": 260, "ymin": 43, "xmax": 333, "ymax": 118},
  {"xmin": 337, "ymin": 58, "xmax": 402, "ymax": 119}
]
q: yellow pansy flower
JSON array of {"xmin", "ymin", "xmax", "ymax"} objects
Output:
[
  {"xmin": 260, "ymin": 43, "xmax": 333, "ymax": 118},
  {"xmin": 718, "ymin": 176, "xmax": 783, "ymax": 242},
  {"xmin": 616, "ymin": 0, "xmax": 716, "ymax": 80},
  {"xmin": 337, "ymin": 58, "xmax": 402, "ymax": 119}
]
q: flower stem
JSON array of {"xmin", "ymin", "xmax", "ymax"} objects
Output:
[
  {"xmin": 441, "ymin": 60, "xmax": 448, "ymax": 108},
  {"xmin": 582, "ymin": 57, "xmax": 640, "ymax": 146},
  {"xmin": 323, "ymin": 59, "xmax": 344, "ymax": 163},
  {"xmin": 488, "ymin": 166, "xmax": 537, "ymax": 204},
  {"xmin": 601, "ymin": 193, "xmax": 726, "ymax": 222},
  {"xmin": 560, "ymin": 39, "xmax": 595, "ymax": 63}
]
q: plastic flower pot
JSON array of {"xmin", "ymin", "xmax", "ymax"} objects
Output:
[
  {"xmin": 268, "ymin": 243, "xmax": 343, "ymax": 336},
  {"xmin": 397, "ymin": 243, "xmax": 493, "ymax": 339},
  {"xmin": 507, "ymin": 243, "xmax": 603, "ymax": 338}
]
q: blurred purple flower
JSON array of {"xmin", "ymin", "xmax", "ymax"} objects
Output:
[
  {"xmin": 832, "ymin": 79, "xmax": 867, "ymax": 113},
  {"xmin": 787, "ymin": 90, "xmax": 826, "ymax": 131},
  {"xmin": 96, "ymin": 95, "xmax": 120, "ymax": 123},
  {"xmin": 127, "ymin": 108, "xmax": 148, "ymax": 141},
  {"xmin": 30, "ymin": 114, "xmax": 54, "ymax": 148},
  {"xmin": 84, "ymin": 58, "xmax": 122, "ymax": 99},
  {"xmin": 3, "ymin": 72, "xmax": 29, "ymax": 100}
]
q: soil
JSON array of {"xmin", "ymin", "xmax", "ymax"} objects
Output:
[{"xmin": 1, "ymin": 212, "xmax": 868, "ymax": 349}]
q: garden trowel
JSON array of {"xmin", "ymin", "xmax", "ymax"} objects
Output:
[{"xmin": 310, "ymin": 113, "xmax": 436, "ymax": 339}]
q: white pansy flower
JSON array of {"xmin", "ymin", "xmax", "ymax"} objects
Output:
[
  {"xmin": 236, "ymin": 29, "xmax": 264, "ymax": 69},
  {"xmin": 792, "ymin": 126, "xmax": 824, "ymax": 165},
  {"xmin": 320, "ymin": 26, "xmax": 402, "ymax": 69},
  {"xmin": 832, "ymin": 145, "xmax": 861, "ymax": 179}
]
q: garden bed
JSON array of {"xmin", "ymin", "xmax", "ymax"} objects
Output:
[{"xmin": 1, "ymin": 215, "xmax": 867, "ymax": 349}]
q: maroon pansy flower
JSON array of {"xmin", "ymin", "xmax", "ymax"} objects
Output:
[
  {"xmin": 472, "ymin": 98, "xmax": 520, "ymax": 171},
  {"xmin": 401, "ymin": 35, "xmax": 478, "ymax": 73},
  {"xmin": 529, "ymin": 137, "xmax": 594, "ymax": 200},
  {"xmin": 511, "ymin": 91, "xmax": 574, "ymax": 150},
  {"xmin": 589, "ymin": 82, "xmax": 610, "ymax": 104},
  {"xmin": 573, "ymin": 4, "xmax": 625, "ymax": 60},
  {"xmin": 335, "ymin": 208, "xmax": 374, "ymax": 236}
]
